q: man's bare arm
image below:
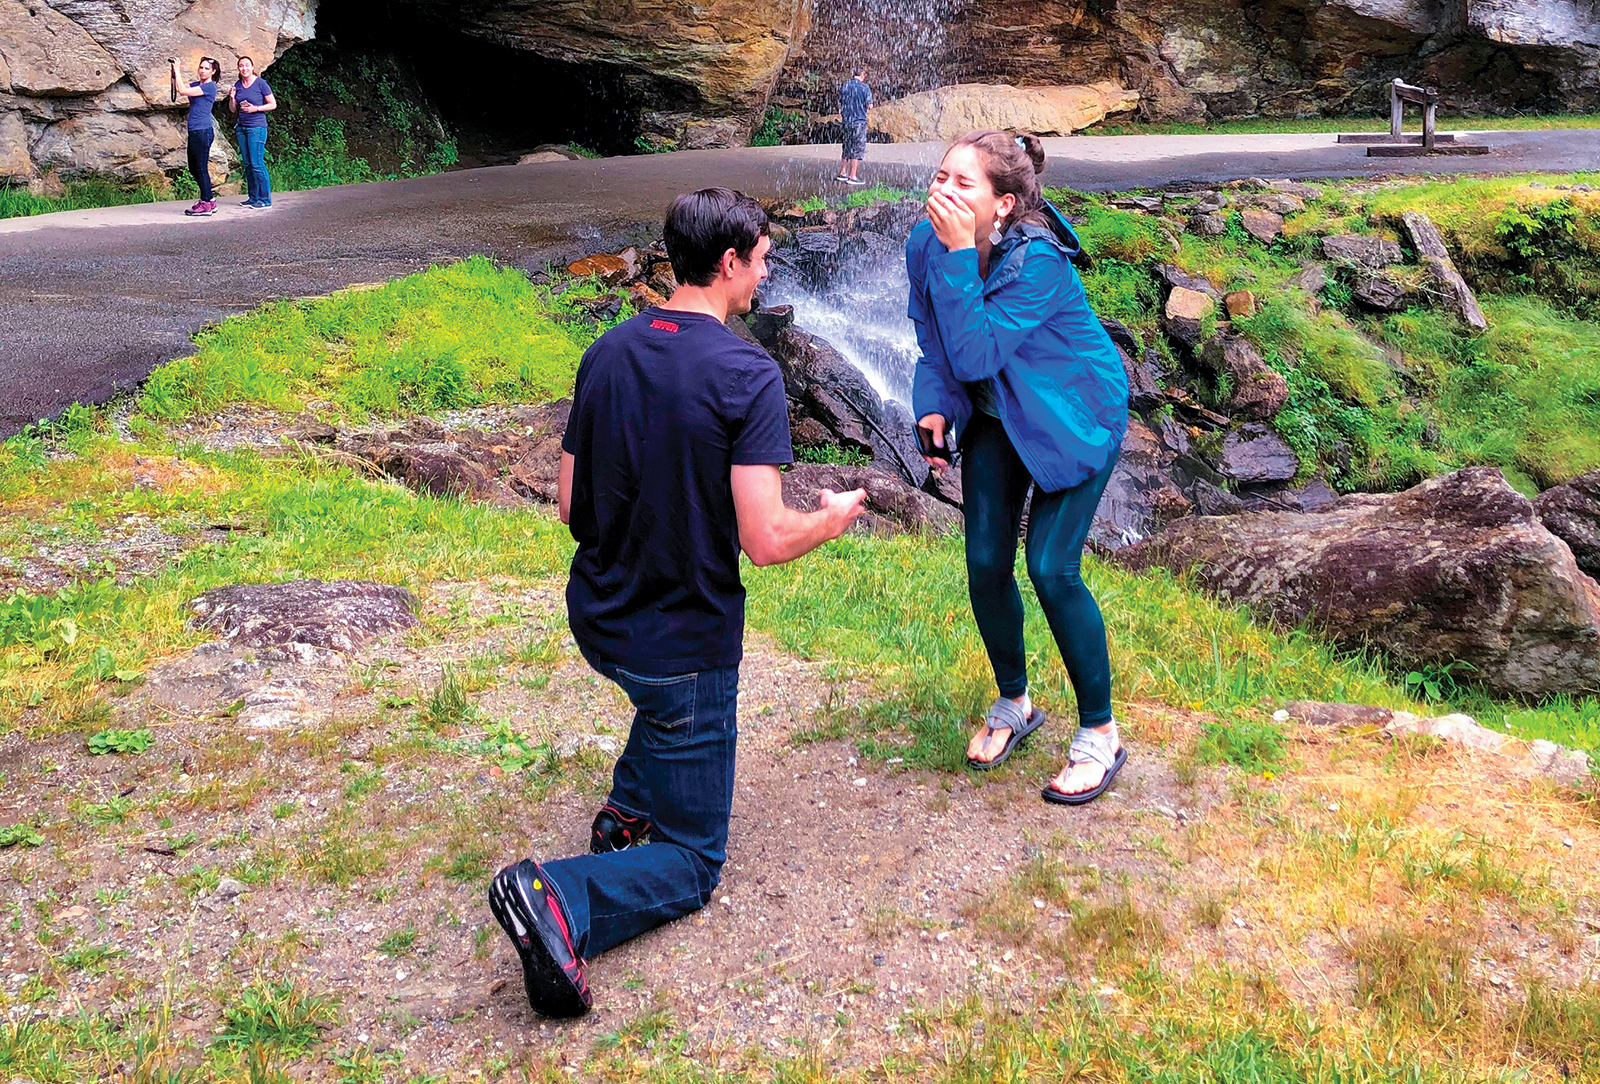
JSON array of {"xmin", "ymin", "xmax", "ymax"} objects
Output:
[
  {"xmin": 557, "ymin": 452, "xmax": 575, "ymax": 525},
  {"xmin": 731, "ymin": 465, "xmax": 866, "ymax": 567}
]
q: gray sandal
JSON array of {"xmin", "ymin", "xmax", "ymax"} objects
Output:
[
  {"xmin": 966, "ymin": 697, "xmax": 1046, "ymax": 770},
  {"xmin": 1042, "ymin": 724, "xmax": 1126, "ymax": 805}
]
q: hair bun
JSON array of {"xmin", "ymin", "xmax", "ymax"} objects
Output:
[{"xmin": 1016, "ymin": 133, "xmax": 1046, "ymax": 175}]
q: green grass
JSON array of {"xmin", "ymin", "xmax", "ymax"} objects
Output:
[
  {"xmin": 215, "ymin": 978, "xmax": 339, "ymax": 1052},
  {"xmin": 0, "ymin": 179, "xmax": 171, "ymax": 221},
  {"xmin": 1086, "ymin": 113, "xmax": 1600, "ymax": 137},
  {"xmin": 135, "ymin": 256, "xmax": 599, "ymax": 423},
  {"xmin": 1375, "ymin": 297, "xmax": 1600, "ymax": 490},
  {"xmin": 743, "ymin": 530, "xmax": 1409, "ymax": 770}
]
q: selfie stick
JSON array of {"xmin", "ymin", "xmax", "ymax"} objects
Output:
[{"xmin": 169, "ymin": 57, "xmax": 177, "ymax": 102}]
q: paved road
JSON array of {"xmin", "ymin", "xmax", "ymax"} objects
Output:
[{"xmin": 4, "ymin": 129, "xmax": 1598, "ymax": 437}]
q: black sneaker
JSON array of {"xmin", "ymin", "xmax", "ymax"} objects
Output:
[
  {"xmin": 487, "ymin": 859, "xmax": 591, "ymax": 1018},
  {"xmin": 590, "ymin": 804, "xmax": 652, "ymax": 854}
]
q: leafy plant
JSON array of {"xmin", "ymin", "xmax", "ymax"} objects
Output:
[
  {"xmin": 0, "ymin": 823, "xmax": 44, "ymax": 848},
  {"xmin": 1403, "ymin": 660, "xmax": 1476, "ymax": 702},
  {"xmin": 794, "ymin": 443, "xmax": 871, "ymax": 467},
  {"xmin": 86, "ymin": 728, "xmax": 154, "ymax": 755}
]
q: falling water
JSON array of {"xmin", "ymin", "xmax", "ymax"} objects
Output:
[{"xmin": 764, "ymin": 239, "xmax": 921, "ymax": 409}]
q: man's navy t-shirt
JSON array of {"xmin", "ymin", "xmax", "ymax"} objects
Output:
[{"xmin": 562, "ymin": 307, "xmax": 793, "ymax": 675}]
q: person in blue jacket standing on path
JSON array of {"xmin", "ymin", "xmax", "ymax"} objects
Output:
[{"xmin": 908, "ymin": 130, "xmax": 1131, "ymax": 805}]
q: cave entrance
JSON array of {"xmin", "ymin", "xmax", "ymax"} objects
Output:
[{"xmin": 273, "ymin": 0, "xmax": 652, "ymax": 164}]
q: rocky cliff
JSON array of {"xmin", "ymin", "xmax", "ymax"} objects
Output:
[
  {"xmin": 5, "ymin": 0, "xmax": 1600, "ymax": 184},
  {"xmin": 2, "ymin": 0, "xmax": 316, "ymax": 183},
  {"xmin": 779, "ymin": 0, "xmax": 1600, "ymax": 122}
]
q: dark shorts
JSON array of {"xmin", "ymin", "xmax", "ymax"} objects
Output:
[{"xmin": 842, "ymin": 121, "xmax": 868, "ymax": 161}]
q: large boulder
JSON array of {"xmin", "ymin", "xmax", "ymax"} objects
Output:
[
  {"xmin": 1114, "ymin": 467, "xmax": 1600, "ymax": 699},
  {"xmin": 190, "ymin": 580, "xmax": 419, "ymax": 654},
  {"xmin": 781, "ymin": 463, "xmax": 959, "ymax": 535},
  {"xmin": 1536, "ymin": 470, "xmax": 1600, "ymax": 581},
  {"xmin": 866, "ymin": 82, "xmax": 1139, "ymax": 142},
  {"xmin": 1320, "ymin": 235, "xmax": 1403, "ymax": 269},
  {"xmin": 1216, "ymin": 423, "xmax": 1298, "ymax": 484}
]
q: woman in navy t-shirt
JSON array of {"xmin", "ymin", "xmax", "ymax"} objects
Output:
[
  {"xmin": 228, "ymin": 56, "xmax": 277, "ymax": 208},
  {"xmin": 170, "ymin": 57, "xmax": 221, "ymax": 216}
]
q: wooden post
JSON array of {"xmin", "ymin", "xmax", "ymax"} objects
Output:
[
  {"xmin": 1390, "ymin": 79, "xmax": 1404, "ymax": 141},
  {"xmin": 1423, "ymin": 94, "xmax": 1437, "ymax": 152}
]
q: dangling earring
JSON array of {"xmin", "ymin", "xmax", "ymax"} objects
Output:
[{"xmin": 988, "ymin": 225, "xmax": 1004, "ymax": 245}]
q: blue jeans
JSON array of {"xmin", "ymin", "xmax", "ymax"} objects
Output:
[
  {"xmin": 541, "ymin": 656, "xmax": 738, "ymax": 959},
  {"xmin": 962, "ymin": 411, "xmax": 1119, "ymax": 726},
  {"xmin": 234, "ymin": 125, "xmax": 270, "ymax": 204}
]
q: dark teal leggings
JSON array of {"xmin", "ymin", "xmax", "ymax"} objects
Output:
[{"xmin": 962, "ymin": 412, "xmax": 1118, "ymax": 726}]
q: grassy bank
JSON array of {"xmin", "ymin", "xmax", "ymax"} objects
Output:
[
  {"xmin": 0, "ymin": 178, "xmax": 176, "ymax": 220},
  {"xmin": 136, "ymin": 256, "xmax": 596, "ymax": 424},
  {"xmin": 1060, "ymin": 174, "xmax": 1600, "ymax": 494}
]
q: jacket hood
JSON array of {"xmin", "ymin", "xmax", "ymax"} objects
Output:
[{"xmin": 994, "ymin": 202, "xmax": 1083, "ymax": 264}]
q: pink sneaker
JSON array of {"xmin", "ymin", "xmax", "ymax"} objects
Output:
[{"xmin": 184, "ymin": 200, "xmax": 213, "ymax": 217}]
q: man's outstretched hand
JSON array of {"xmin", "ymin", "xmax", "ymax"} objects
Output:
[{"xmin": 817, "ymin": 487, "xmax": 869, "ymax": 538}]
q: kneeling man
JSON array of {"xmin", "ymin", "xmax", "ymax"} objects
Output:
[{"xmin": 490, "ymin": 187, "xmax": 868, "ymax": 1017}]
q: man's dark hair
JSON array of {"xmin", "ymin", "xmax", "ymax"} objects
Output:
[
  {"xmin": 851, "ymin": 65, "xmax": 865, "ymax": 78},
  {"xmin": 663, "ymin": 188, "xmax": 769, "ymax": 288}
]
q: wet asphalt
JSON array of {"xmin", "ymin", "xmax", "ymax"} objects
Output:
[{"xmin": 3, "ymin": 129, "xmax": 1597, "ymax": 437}]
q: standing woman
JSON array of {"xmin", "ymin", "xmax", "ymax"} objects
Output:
[
  {"xmin": 907, "ymin": 131, "xmax": 1131, "ymax": 805},
  {"xmin": 228, "ymin": 56, "xmax": 276, "ymax": 208},
  {"xmin": 171, "ymin": 56, "xmax": 221, "ymax": 216}
]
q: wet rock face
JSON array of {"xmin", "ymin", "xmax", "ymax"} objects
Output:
[
  {"xmin": 770, "ymin": 324, "xmax": 929, "ymax": 490},
  {"xmin": 189, "ymin": 580, "xmax": 420, "ymax": 654},
  {"xmin": 1115, "ymin": 467, "xmax": 1600, "ymax": 699},
  {"xmin": 781, "ymin": 463, "xmax": 960, "ymax": 535},
  {"xmin": 1536, "ymin": 470, "xmax": 1600, "ymax": 581},
  {"xmin": 782, "ymin": 0, "xmax": 1600, "ymax": 125}
]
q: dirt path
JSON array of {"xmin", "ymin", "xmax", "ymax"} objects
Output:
[{"xmin": 1, "ymin": 582, "xmax": 1596, "ymax": 1078}]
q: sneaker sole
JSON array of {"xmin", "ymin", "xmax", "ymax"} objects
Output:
[{"xmin": 488, "ymin": 870, "xmax": 590, "ymax": 1018}]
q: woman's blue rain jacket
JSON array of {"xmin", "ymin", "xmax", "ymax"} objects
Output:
[{"xmin": 907, "ymin": 202, "xmax": 1129, "ymax": 493}]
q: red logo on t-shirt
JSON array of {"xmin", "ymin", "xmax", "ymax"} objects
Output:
[{"xmin": 650, "ymin": 318, "xmax": 680, "ymax": 333}]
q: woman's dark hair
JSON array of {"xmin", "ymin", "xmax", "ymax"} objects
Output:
[
  {"xmin": 947, "ymin": 130, "xmax": 1048, "ymax": 233},
  {"xmin": 198, "ymin": 57, "xmax": 220, "ymax": 81},
  {"xmin": 663, "ymin": 188, "xmax": 770, "ymax": 288}
]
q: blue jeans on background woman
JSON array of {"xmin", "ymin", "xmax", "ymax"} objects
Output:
[{"xmin": 235, "ymin": 125, "xmax": 271, "ymax": 206}]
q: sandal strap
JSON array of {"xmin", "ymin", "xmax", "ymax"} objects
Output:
[
  {"xmin": 983, "ymin": 696, "xmax": 1029, "ymax": 734},
  {"xmin": 1068, "ymin": 726, "xmax": 1119, "ymax": 773}
]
